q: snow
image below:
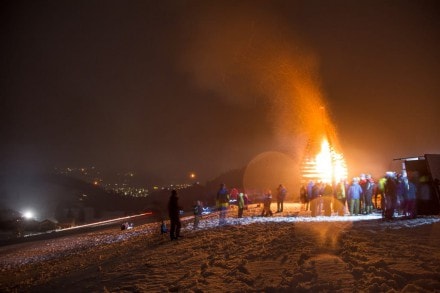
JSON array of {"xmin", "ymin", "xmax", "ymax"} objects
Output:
[{"xmin": 1, "ymin": 203, "xmax": 440, "ymax": 292}]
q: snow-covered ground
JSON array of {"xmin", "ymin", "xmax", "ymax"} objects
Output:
[{"xmin": 1, "ymin": 203, "xmax": 440, "ymax": 292}]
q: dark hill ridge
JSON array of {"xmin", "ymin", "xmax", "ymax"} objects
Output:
[
  {"xmin": 0, "ymin": 171, "xmax": 148, "ymax": 222},
  {"xmin": 0, "ymin": 168, "xmax": 247, "ymax": 224}
]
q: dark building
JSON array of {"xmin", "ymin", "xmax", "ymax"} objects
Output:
[{"xmin": 398, "ymin": 154, "xmax": 440, "ymax": 215}]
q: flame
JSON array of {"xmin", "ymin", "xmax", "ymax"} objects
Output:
[{"xmin": 302, "ymin": 137, "xmax": 348, "ymax": 184}]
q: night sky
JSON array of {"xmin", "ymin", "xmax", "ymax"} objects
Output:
[{"xmin": 2, "ymin": 0, "xmax": 440, "ymax": 185}]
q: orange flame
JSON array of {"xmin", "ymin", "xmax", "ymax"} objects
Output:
[{"xmin": 302, "ymin": 137, "xmax": 348, "ymax": 184}]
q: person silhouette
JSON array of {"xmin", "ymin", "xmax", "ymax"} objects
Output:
[{"xmin": 168, "ymin": 189, "xmax": 182, "ymax": 240}]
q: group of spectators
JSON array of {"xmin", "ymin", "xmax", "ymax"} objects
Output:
[
  {"xmin": 378, "ymin": 172, "xmax": 417, "ymax": 220},
  {"xmin": 300, "ymin": 172, "xmax": 417, "ymax": 219},
  {"xmin": 165, "ymin": 183, "xmax": 254, "ymax": 240},
  {"xmin": 165, "ymin": 174, "xmax": 419, "ymax": 240},
  {"xmin": 212, "ymin": 183, "xmax": 290, "ymax": 225},
  {"xmin": 215, "ymin": 183, "xmax": 288, "ymax": 219}
]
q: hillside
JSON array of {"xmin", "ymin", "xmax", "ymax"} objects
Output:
[{"xmin": 0, "ymin": 167, "xmax": 250, "ymax": 226}]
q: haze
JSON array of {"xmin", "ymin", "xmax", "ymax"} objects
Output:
[{"xmin": 2, "ymin": 0, "xmax": 439, "ymax": 185}]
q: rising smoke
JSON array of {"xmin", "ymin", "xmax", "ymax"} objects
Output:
[
  {"xmin": 177, "ymin": 2, "xmax": 344, "ymax": 192},
  {"xmin": 178, "ymin": 2, "xmax": 341, "ymax": 153}
]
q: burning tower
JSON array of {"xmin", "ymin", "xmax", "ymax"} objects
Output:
[{"xmin": 300, "ymin": 107, "xmax": 348, "ymax": 184}]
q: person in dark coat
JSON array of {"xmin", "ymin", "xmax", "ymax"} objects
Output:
[
  {"xmin": 383, "ymin": 173, "xmax": 397, "ymax": 220},
  {"xmin": 300, "ymin": 184, "xmax": 308, "ymax": 211},
  {"xmin": 261, "ymin": 190, "xmax": 273, "ymax": 217},
  {"xmin": 404, "ymin": 178, "xmax": 417, "ymax": 219},
  {"xmin": 168, "ymin": 189, "xmax": 182, "ymax": 240},
  {"xmin": 276, "ymin": 184, "xmax": 287, "ymax": 213}
]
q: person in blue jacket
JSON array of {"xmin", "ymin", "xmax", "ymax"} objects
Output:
[
  {"xmin": 216, "ymin": 183, "xmax": 229, "ymax": 225},
  {"xmin": 348, "ymin": 178, "xmax": 363, "ymax": 215}
]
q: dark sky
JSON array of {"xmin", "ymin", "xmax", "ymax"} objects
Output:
[{"xmin": 2, "ymin": 0, "xmax": 440, "ymax": 185}]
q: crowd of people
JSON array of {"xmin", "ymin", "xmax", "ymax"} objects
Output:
[
  {"xmin": 213, "ymin": 183, "xmax": 288, "ymax": 221},
  {"xmin": 164, "ymin": 183, "xmax": 286, "ymax": 239},
  {"xmin": 164, "ymin": 174, "xmax": 418, "ymax": 240},
  {"xmin": 300, "ymin": 172, "xmax": 418, "ymax": 220}
]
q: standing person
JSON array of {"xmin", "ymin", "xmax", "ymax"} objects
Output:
[
  {"xmin": 376, "ymin": 176, "xmax": 387, "ymax": 210},
  {"xmin": 348, "ymin": 178, "xmax": 363, "ymax": 215},
  {"xmin": 306, "ymin": 180, "xmax": 314, "ymax": 212},
  {"xmin": 168, "ymin": 189, "xmax": 182, "ymax": 241},
  {"xmin": 359, "ymin": 174, "xmax": 367, "ymax": 214},
  {"xmin": 300, "ymin": 185, "xmax": 308, "ymax": 211},
  {"xmin": 322, "ymin": 182, "xmax": 333, "ymax": 216},
  {"xmin": 318, "ymin": 182, "xmax": 325, "ymax": 215},
  {"xmin": 384, "ymin": 172, "xmax": 398, "ymax": 220},
  {"xmin": 334, "ymin": 179, "xmax": 346, "ymax": 216},
  {"xmin": 237, "ymin": 192, "xmax": 245, "ymax": 218},
  {"xmin": 276, "ymin": 184, "xmax": 287, "ymax": 213},
  {"xmin": 396, "ymin": 174, "xmax": 407, "ymax": 215},
  {"xmin": 216, "ymin": 183, "xmax": 229, "ymax": 225},
  {"xmin": 229, "ymin": 187, "xmax": 239, "ymax": 202},
  {"xmin": 362, "ymin": 174, "xmax": 374, "ymax": 214},
  {"xmin": 404, "ymin": 178, "xmax": 417, "ymax": 219},
  {"xmin": 310, "ymin": 182, "xmax": 321, "ymax": 217},
  {"xmin": 261, "ymin": 189, "xmax": 273, "ymax": 217},
  {"xmin": 193, "ymin": 200, "xmax": 203, "ymax": 229},
  {"xmin": 243, "ymin": 193, "xmax": 250, "ymax": 210}
]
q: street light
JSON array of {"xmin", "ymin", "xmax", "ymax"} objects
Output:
[{"xmin": 23, "ymin": 210, "xmax": 34, "ymax": 220}]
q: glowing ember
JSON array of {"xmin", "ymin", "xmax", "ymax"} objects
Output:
[{"xmin": 301, "ymin": 137, "xmax": 348, "ymax": 184}]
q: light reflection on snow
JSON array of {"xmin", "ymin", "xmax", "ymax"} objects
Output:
[{"xmin": 190, "ymin": 212, "xmax": 440, "ymax": 232}]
